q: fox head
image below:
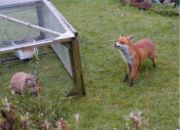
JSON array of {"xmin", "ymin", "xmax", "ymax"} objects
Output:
[{"xmin": 114, "ymin": 34, "xmax": 133, "ymax": 50}]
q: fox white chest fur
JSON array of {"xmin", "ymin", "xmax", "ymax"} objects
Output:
[
  {"xmin": 114, "ymin": 43, "xmax": 132, "ymax": 65},
  {"xmin": 119, "ymin": 48, "xmax": 132, "ymax": 65}
]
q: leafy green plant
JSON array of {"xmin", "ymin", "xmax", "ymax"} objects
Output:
[{"xmin": 150, "ymin": 4, "xmax": 179, "ymax": 16}]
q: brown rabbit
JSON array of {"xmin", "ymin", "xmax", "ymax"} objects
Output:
[{"xmin": 10, "ymin": 72, "xmax": 40, "ymax": 95}]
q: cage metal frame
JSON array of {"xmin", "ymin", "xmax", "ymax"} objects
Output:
[{"xmin": 0, "ymin": 0, "xmax": 85, "ymax": 96}]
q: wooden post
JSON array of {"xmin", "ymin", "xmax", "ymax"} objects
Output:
[{"xmin": 67, "ymin": 37, "xmax": 85, "ymax": 96}]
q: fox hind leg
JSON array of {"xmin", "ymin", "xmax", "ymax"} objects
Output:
[
  {"xmin": 150, "ymin": 57, "xmax": 156, "ymax": 67},
  {"xmin": 150, "ymin": 49, "xmax": 156, "ymax": 68}
]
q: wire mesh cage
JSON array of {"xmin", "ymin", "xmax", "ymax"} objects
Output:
[{"xmin": 0, "ymin": 0, "xmax": 85, "ymax": 96}]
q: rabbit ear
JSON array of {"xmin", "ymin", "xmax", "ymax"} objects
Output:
[
  {"xmin": 26, "ymin": 75, "xmax": 33, "ymax": 81},
  {"xmin": 26, "ymin": 78, "xmax": 32, "ymax": 85},
  {"xmin": 26, "ymin": 75, "xmax": 36, "ymax": 87}
]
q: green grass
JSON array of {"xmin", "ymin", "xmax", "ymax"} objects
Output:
[{"xmin": 0, "ymin": 0, "xmax": 179, "ymax": 129}]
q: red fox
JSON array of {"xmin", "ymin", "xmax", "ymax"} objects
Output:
[
  {"xmin": 114, "ymin": 34, "xmax": 156, "ymax": 86},
  {"xmin": 10, "ymin": 72, "xmax": 40, "ymax": 95}
]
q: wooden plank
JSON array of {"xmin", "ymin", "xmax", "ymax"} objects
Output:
[{"xmin": 67, "ymin": 37, "xmax": 85, "ymax": 96}]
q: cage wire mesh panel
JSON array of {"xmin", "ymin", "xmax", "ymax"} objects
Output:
[
  {"xmin": 0, "ymin": 0, "xmax": 73, "ymax": 75},
  {"xmin": 0, "ymin": 48, "xmax": 73, "ymax": 98}
]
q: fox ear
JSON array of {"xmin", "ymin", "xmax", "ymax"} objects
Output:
[
  {"xmin": 120, "ymin": 34, "xmax": 124, "ymax": 37},
  {"xmin": 128, "ymin": 35, "xmax": 133, "ymax": 41}
]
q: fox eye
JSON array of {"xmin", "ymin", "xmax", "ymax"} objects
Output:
[{"xmin": 119, "ymin": 41, "xmax": 125, "ymax": 44}]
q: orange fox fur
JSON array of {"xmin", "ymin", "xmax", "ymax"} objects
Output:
[{"xmin": 114, "ymin": 34, "xmax": 156, "ymax": 86}]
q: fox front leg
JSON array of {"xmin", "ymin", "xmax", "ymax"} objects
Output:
[{"xmin": 123, "ymin": 64, "xmax": 131, "ymax": 82}]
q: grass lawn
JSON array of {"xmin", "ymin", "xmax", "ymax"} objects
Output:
[{"xmin": 0, "ymin": 0, "xmax": 179, "ymax": 129}]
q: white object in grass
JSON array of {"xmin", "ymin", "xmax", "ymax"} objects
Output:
[{"xmin": 16, "ymin": 49, "xmax": 34, "ymax": 60}]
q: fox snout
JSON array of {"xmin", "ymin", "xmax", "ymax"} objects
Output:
[
  {"xmin": 114, "ymin": 43, "xmax": 128, "ymax": 50},
  {"xmin": 114, "ymin": 43, "xmax": 120, "ymax": 48}
]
